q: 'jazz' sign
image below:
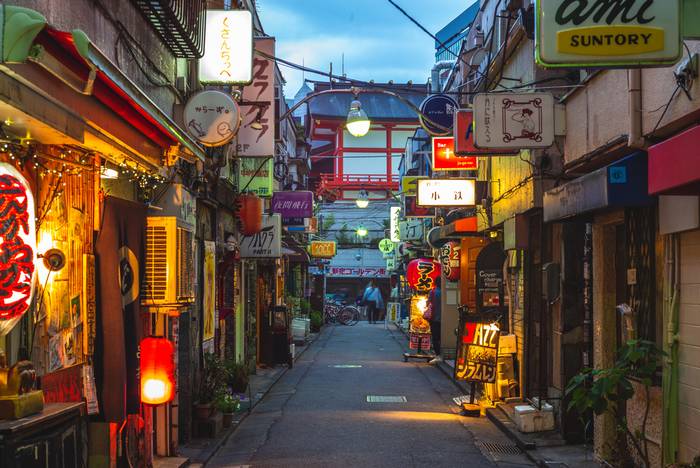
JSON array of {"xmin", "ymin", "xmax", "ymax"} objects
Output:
[{"xmin": 536, "ymin": 0, "xmax": 681, "ymax": 68}]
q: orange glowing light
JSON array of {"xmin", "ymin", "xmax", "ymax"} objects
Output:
[{"xmin": 140, "ymin": 337, "xmax": 175, "ymax": 405}]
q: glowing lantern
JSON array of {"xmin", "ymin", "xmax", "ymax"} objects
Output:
[
  {"xmin": 0, "ymin": 163, "xmax": 36, "ymax": 321},
  {"xmin": 406, "ymin": 258, "xmax": 441, "ymax": 292},
  {"xmin": 140, "ymin": 337, "xmax": 175, "ymax": 405},
  {"xmin": 237, "ymin": 193, "xmax": 263, "ymax": 236},
  {"xmin": 439, "ymin": 241, "xmax": 461, "ymax": 282}
]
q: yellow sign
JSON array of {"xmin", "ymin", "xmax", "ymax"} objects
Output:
[
  {"xmin": 310, "ymin": 241, "xmax": 336, "ymax": 258},
  {"xmin": 557, "ymin": 26, "xmax": 664, "ymax": 56},
  {"xmin": 401, "ymin": 176, "xmax": 426, "ymax": 197}
]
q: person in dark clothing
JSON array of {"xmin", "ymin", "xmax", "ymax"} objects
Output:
[
  {"xmin": 362, "ymin": 280, "xmax": 384, "ymax": 324},
  {"xmin": 428, "ymin": 278, "xmax": 442, "ymax": 363}
]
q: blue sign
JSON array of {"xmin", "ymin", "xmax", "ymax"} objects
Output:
[
  {"xmin": 419, "ymin": 94, "xmax": 458, "ymax": 136},
  {"xmin": 608, "ymin": 166, "xmax": 627, "ymax": 184}
]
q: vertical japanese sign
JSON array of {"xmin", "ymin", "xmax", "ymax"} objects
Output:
[
  {"xmin": 238, "ymin": 158, "xmax": 273, "ymax": 197},
  {"xmin": 237, "ymin": 37, "xmax": 276, "ymax": 157},
  {"xmin": 200, "ymin": 10, "xmax": 253, "ymax": 84},
  {"xmin": 203, "ymin": 241, "xmax": 216, "ymax": 343},
  {"xmin": 455, "ymin": 320, "xmax": 500, "ymax": 383},
  {"xmin": 390, "ymin": 206, "xmax": 401, "ymax": 242}
]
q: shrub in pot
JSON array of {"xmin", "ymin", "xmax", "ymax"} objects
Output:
[
  {"xmin": 216, "ymin": 392, "xmax": 241, "ymax": 428},
  {"xmin": 309, "ymin": 310, "xmax": 323, "ymax": 332},
  {"xmin": 195, "ymin": 353, "xmax": 227, "ymax": 420},
  {"xmin": 225, "ymin": 359, "xmax": 249, "ymax": 394}
]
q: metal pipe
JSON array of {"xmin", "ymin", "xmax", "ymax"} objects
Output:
[{"xmin": 628, "ymin": 69, "xmax": 645, "ymax": 149}]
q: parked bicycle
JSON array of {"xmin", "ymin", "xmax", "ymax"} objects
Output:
[{"xmin": 323, "ymin": 300, "xmax": 360, "ymax": 326}]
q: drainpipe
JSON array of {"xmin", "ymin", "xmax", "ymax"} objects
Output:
[
  {"xmin": 431, "ymin": 60, "xmax": 456, "ymax": 93},
  {"xmin": 628, "ymin": 69, "xmax": 645, "ymax": 149}
]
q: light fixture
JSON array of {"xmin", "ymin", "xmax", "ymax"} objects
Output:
[
  {"xmin": 356, "ymin": 226, "xmax": 368, "ymax": 237},
  {"xmin": 40, "ymin": 248, "xmax": 66, "ymax": 272},
  {"xmin": 346, "ymin": 99, "xmax": 371, "ymax": 137},
  {"xmin": 356, "ymin": 190, "xmax": 370, "ymax": 208},
  {"xmin": 100, "ymin": 166, "xmax": 119, "ymax": 179},
  {"xmin": 140, "ymin": 337, "xmax": 175, "ymax": 405},
  {"xmin": 250, "ymin": 107, "xmax": 264, "ymax": 131}
]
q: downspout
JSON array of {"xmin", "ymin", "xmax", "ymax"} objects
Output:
[
  {"xmin": 663, "ymin": 235, "xmax": 680, "ymax": 465},
  {"xmin": 628, "ymin": 69, "xmax": 645, "ymax": 149}
]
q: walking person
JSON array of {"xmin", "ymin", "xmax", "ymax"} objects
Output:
[
  {"xmin": 362, "ymin": 280, "xmax": 384, "ymax": 324},
  {"xmin": 428, "ymin": 278, "xmax": 442, "ymax": 364}
]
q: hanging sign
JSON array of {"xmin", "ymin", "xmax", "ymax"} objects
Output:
[
  {"xmin": 378, "ymin": 238, "xmax": 395, "ymax": 254},
  {"xmin": 417, "ymin": 179, "xmax": 476, "ymax": 207},
  {"xmin": 439, "ymin": 241, "xmax": 461, "ymax": 282},
  {"xmin": 419, "ymin": 94, "xmax": 458, "ymax": 136},
  {"xmin": 237, "ymin": 37, "xmax": 276, "ymax": 157},
  {"xmin": 536, "ymin": 0, "xmax": 681, "ymax": 68},
  {"xmin": 238, "ymin": 158, "xmax": 273, "ymax": 197},
  {"xmin": 473, "ymin": 93, "xmax": 555, "ymax": 150},
  {"xmin": 183, "ymin": 90, "xmax": 241, "ymax": 146},
  {"xmin": 309, "ymin": 241, "xmax": 336, "ymax": 259},
  {"xmin": 239, "ymin": 214, "xmax": 282, "ymax": 258},
  {"xmin": 399, "ymin": 220, "xmax": 424, "ymax": 242},
  {"xmin": 455, "ymin": 319, "xmax": 501, "ymax": 383},
  {"xmin": 0, "ymin": 163, "xmax": 36, "ymax": 322},
  {"xmin": 386, "ymin": 257, "xmax": 396, "ymax": 271},
  {"xmin": 406, "ymin": 258, "xmax": 441, "ymax": 292},
  {"xmin": 454, "ymin": 109, "xmax": 518, "ymax": 156},
  {"xmin": 401, "ymin": 176, "xmax": 427, "ymax": 197},
  {"xmin": 390, "ymin": 206, "xmax": 401, "ymax": 242},
  {"xmin": 404, "ymin": 196, "xmax": 434, "ymax": 218},
  {"xmin": 200, "ymin": 10, "xmax": 253, "ymax": 84},
  {"xmin": 272, "ymin": 191, "xmax": 314, "ymax": 218},
  {"xmin": 432, "ymin": 136, "xmax": 477, "ymax": 171}
]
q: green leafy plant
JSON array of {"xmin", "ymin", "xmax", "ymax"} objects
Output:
[
  {"xmin": 224, "ymin": 358, "xmax": 249, "ymax": 393},
  {"xmin": 215, "ymin": 392, "xmax": 241, "ymax": 414},
  {"xmin": 198, "ymin": 353, "xmax": 228, "ymax": 404},
  {"xmin": 309, "ymin": 310, "xmax": 323, "ymax": 332},
  {"xmin": 566, "ymin": 339, "xmax": 665, "ymax": 468},
  {"xmin": 299, "ymin": 298, "xmax": 311, "ymax": 315}
]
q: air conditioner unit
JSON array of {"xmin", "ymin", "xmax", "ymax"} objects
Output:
[{"xmin": 142, "ymin": 217, "xmax": 195, "ymax": 306}]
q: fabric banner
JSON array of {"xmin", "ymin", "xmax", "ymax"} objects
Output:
[{"xmin": 95, "ymin": 197, "xmax": 146, "ymax": 423}]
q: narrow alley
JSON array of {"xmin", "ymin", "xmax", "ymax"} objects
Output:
[{"xmin": 207, "ymin": 324, "xmax": 532, "ymax": 468}]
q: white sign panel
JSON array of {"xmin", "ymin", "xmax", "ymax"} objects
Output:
[
  {"xmin": 417, "ymin": 179, "xmax": 476, "ymax": 207},
  {"xmin": 200, "ymin": 10, "xmax": 253, "ymax": 84},
  {"xmin": 183, "ymin": 90, "xmax": 241, "ymax": 147},
  {"xmin": 326, "ymin": 267, "xmax": 389, "ymax": 278},
  {"xmin": 239, "ymin": 214, "xmax": 282, "ymax": 258},
  {"xmin": 473, "ymin": 93, "xmax": 555, "ymax": 150},
  {"xmin": 236, "ymin": 37, "xmax": 275, "ymax": 158},
  {"xmin": 390, "ymin": 206, "xmax": 401, "ymax": 242},
  {"xmin": 399, "ymin": 220, "xmax": 424, "ymax": 241},
  {"xmin": 536, "ymin": 0, "xmax": 681, "ymax": 68}
]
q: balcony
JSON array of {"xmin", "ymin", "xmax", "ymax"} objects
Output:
[{"xmin": 132, "ymin": 0, "xmax": 206, "ymax": 58}]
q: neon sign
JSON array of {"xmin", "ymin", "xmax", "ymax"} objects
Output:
[{"xmin": 0, "ymin": 163, "xmax": 36, "ymax": 321}]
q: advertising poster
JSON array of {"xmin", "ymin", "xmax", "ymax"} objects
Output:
[
  {"xmin": 455, "ymin": 319, "xmax": 500, "ymax": 383},
  {"xmin": 203, "ymin": 241, "xmax": 217, "ymax": 343},
  {"xmin": 238, "ymin": 158, "xmax": 273, "ymax": 197}
]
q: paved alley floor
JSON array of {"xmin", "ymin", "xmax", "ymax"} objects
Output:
[{"xmin": 207, "ymin": 323, "xmax": 534, "ymax": 468}]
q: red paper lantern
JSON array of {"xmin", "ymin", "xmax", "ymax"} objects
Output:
[
  {"xmin": 140, "ymin": 337, "xmax": 175, "ymax": 405},
  {"xmin": 439, "ymin": 241, "xmax": 461, "ymax": 282},
  {"xmin": 0, "ymin": 163, "xmax": 36, "ymax": 321},
  {"xmin": 406, "ymin": 258, "xmax": 441, "ymax": 292},
  {"xmin": 237, "ymin": 193, "xmax": 263, "ymax": 236}
]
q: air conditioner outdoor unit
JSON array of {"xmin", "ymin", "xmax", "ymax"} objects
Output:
[{"xmin": 142, "ymin": 217, "xmax": 195, "ymax": 306}]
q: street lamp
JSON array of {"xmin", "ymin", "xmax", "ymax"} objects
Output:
[
  {"xmin": 356, "ymin": 225, "xmax": 369, "ymax": 237},
  {"xmin": 346, "ymin": 100, "xmax": 371, "ymax": 137},
  {"xmin": 355, "ymin": 189, "xmax": 370, "ymax": 208}
]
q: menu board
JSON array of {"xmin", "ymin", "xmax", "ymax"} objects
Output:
[{"xmin": 408, "ymin": 295, "xmax": 431, "ymax": 351}]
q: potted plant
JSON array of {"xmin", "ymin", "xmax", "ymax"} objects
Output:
[
  {"xmin": 215, "ymin": 392, "xmax": 241, "ymax": 428},
  {"xmin": 224, "ymin": 358, "xmax": 249, "ymax": 394},
  {"xmin": 195, "ymin": 353, "xmax": 227, "ymax": 420},
  {"xmin": 309, "ymin": 310, "xmax": 323, "ymax": 333}
]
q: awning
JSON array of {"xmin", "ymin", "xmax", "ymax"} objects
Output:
[
  {"xmin": 544, "ymin": 152, "xmax": 651, "ymax": 222},
  {"xmin": 1, "ymin": 5, "xmax": 205, "ymax": 163},
  {"xmin": 426, "ymin": 217, "xmax": 479, "ymax": 248},
  {"xmin": 282, "ymin": 245, "xmax": 310, "ymax": 264},
  {"xmin": 649, "ymin": 125, "xmax": 700, "ymax": 195}
]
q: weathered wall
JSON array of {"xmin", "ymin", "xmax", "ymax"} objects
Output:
[
  {"xmin": 679, "ymin": 229, "xmax": 700, "ymax": 462},
  {"xmin": 8, "ymin": 0, "xmax": 180, "ymax": 114}
]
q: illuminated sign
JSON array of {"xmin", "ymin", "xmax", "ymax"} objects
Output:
[
  {"xmin": 456, "ymin": 320, "xmax": 501, "ymax": 383},
  {"xmin": 200, "ymin": 10, "xmax": 253, "ymax": 84},
  {"xmin": 399, "ymin": 220, "xmax": 424, "ymax": 242},
  {"xmin": 473, "ymin": 93, "xmax": 555, "ymax": 150},
  {"xmin": 237, "ymin": 158, "xmax": 273, "ymax": 197},
  {"xmin": 409, "ymin": 295, "xmax": 431, "ymax": 351},
  {"xmin": 419, "ymin": 94, "xmax": 457, "ymax": 136},
  {"xmin": 454, "ymin": 110, "xmax": 518, "ymax": 156},
  {"xmin": 536, "ymin": 1, "xmax": 681, "ymax": 68},
  {"xmin": 309, "ymin": 241, "xmax": 336, "ymax": 259},
  {"xmin": 439, "ymin": 241, "xmax": 461, "ymax": 282},
  {"xmin": 432, "ymin": 137, "xmax": 477, "ymax": 171},
  {"xmin": 406, "ymin": 258, "xmax": 441, "ymax": 292},
  {"xmin": 390, "ymin": 206, "xmax": 401, "ymax": 242},
  {"xmin": 378, "ymin": 239, "xmax": 395, "ymax": 254},
  {"xmin": 0, "ymin": 163, "xmax": 36, "ymax": 321},
  {"xmin": 183, "ymin": 90, "xmax": 241, "ymax": 146},
  {"xmin": 417, "ymin": 179, "xmax": 476, "ymax": 207}
]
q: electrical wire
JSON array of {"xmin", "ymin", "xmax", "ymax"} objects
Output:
[
  {"xmin": 651, "ymin": 85, "xmax": 681, "ymax": 134},
  {"xmin": 239, "ymin": 156, "xmax": 272, "ymax": 192}
]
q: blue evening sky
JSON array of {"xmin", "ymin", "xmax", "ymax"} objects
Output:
[{"xmin": 258, "ymin": 0, "xmax": 478, "ymax": 97}]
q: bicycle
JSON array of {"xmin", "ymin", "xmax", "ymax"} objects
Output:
[
  {"xmin": 323, "ymin": 300, "xmax": 341, "ymax": 324},
  {"xmin": 338, "ymin": 304, "xmax": 360, "ymax": 326}
]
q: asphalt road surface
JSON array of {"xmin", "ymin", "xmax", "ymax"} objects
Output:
[{"xmin": 207, "ymin": 323, "xmax": 534, "ymax": 468}]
